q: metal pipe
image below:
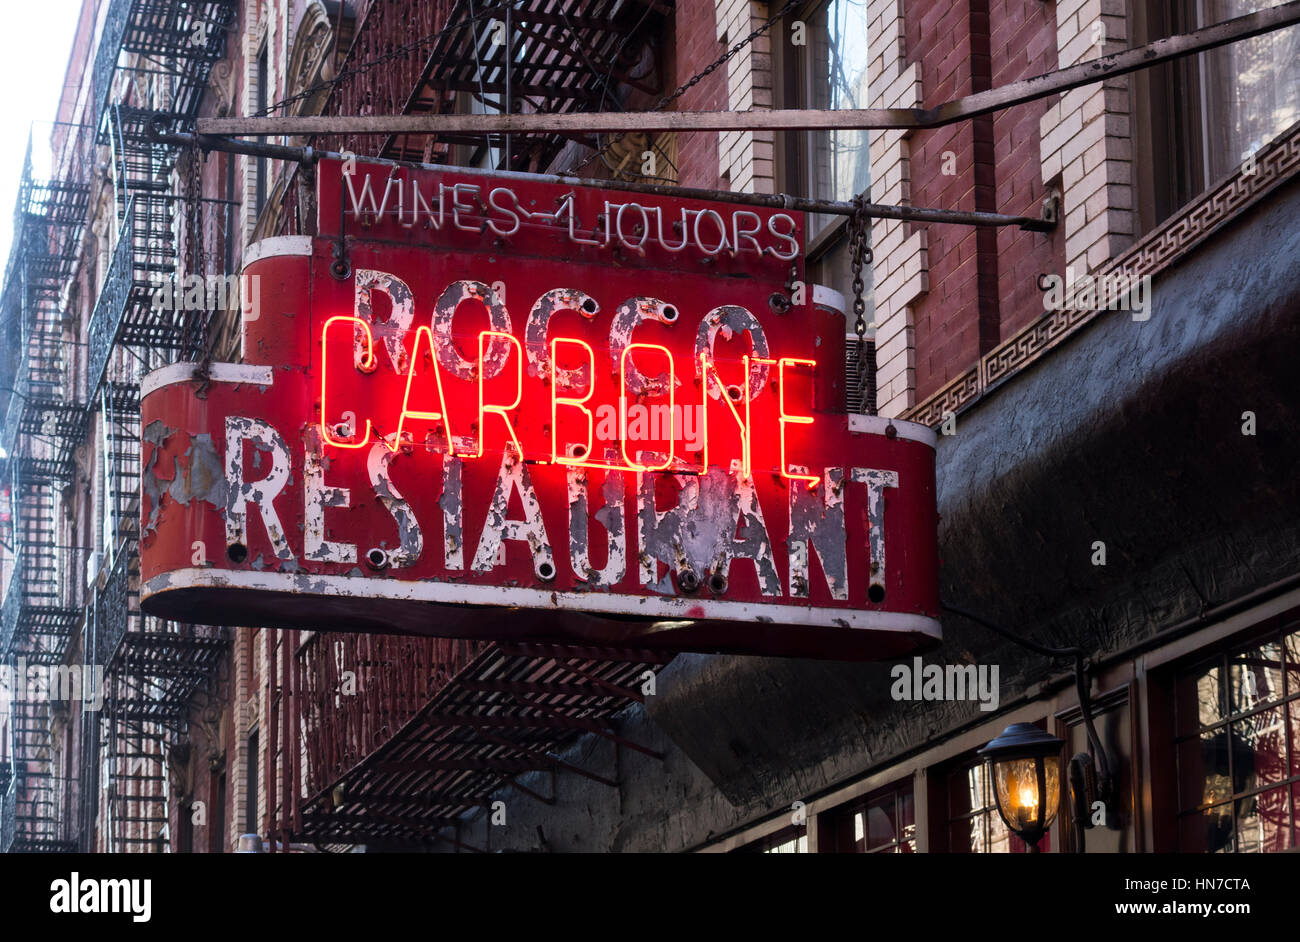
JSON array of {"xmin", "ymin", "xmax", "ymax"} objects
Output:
[
  {"xmin": 151, "ymin": 130, "xmax": 1054, "ymax": 230},
  {"xmin": 504, "ymin": 1, "xmax": 511, "ymax": 169},
  {"xmin": 943, "ymin": 602, "xmax": 1112, "ymax": 798},
  {"xmin": 198, "ymin": 2, "xmax": 1300, "ymax": 139}
]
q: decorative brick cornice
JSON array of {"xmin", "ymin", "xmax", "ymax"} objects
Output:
[{"xmin": 906, "ymin": 120, "xmax": 1300, "ymax": 429}]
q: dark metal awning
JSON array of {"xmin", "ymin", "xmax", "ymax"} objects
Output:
[{"xmin": 296, "ymin": 641, "xmax": 671, "ymax": 849}]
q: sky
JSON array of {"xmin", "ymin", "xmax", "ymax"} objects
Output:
[{"xmin": 0, "ymin": 0, "xmax": 84, "ymax": 266}]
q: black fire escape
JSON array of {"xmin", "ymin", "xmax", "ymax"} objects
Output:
[
  {"xmin": 0, "ymin": 133, "xmax": 91, "ymax": 853},
  {"xmin": 82, "ymin": 0, "xmax": 236, "ymax": 852},
  {"xmin": 268, "ymin": 0, "xmax": 676, "ymax": 238},
  {"xmin": 259, "ymin": 2, "xmax": 679, "ymax": 851}
]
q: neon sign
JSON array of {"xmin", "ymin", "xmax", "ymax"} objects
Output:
[
  {"xmin": 136, "ymin": 159, "xmax": 941, "ymax": 661},
  {"xmin": 317, "ymin": 290, "xmax": 816, "ymax": 483},
  {"xmin": 340, "ymin": 170, "xmax": 802, "ymax": 261}
]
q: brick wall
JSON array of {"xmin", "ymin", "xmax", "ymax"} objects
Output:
[
  {"xmin": 992, "ymin": 0, "xmax": 1066, "ymax": 340},
  {"xmin": 1038, "ymin": 0, "xmax": 1133, "ymax": 275},
  {"xmin": 231, "ymin": 625, "xmax": 254, "ymax": 848},
  {"xmin": 905, "ymin": 0, "xmax": 981, "ymax": 403},
  {"xmin": 875, "ymin": 0, "xmax": 1068, "ymax": 408},
  {"xmin": 715, "ymin": 0, "xmax": 775, "ymax": 194},
  {"xmin": 673, "ymin": 2, "xmax": 727, "ymax": 190},
  {"xmin": 867, "ymin": 0, "xmax": 925, "ymax": 417}
]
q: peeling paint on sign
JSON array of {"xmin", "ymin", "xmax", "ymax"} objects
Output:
[
  {"xmin": 567, "ymin": 458, "xmax": 626, "ymax": 588},
  {"xmin": 440, "ymin": 455, "xmax": 464, "ymax": 571},
  {"xmin": 303, "ymin": 426, "xmax": 355, "ymax": 563},
  {"xmin": 471, "ymin": 449, "xmax": 554, "ymax": 580},
  {"xmin": 609, "ymin": 297, "xmax": 681, "ymax": 397},
  {"xmin": 695, "ymin": 305, "xmax": 771, "ymax": 401},
  {"xmin": 525, "ymin": 288, "xmax": 599, "ymax": 384},
  {"xmin": 788, "ymin": 467, "xmax": 847, "ymax": 599},
  {"xmin": 367, "ymin": 437, "xmax": 423, "ymax": 568},
  {"xmin": 432, "ymin": 279, "xmax": 512, "ymax": 381},
  {"xmin": 136, "ymin": 162, "xmax": 941, "ymax": 660},
  {"xmin": 225, "ymin": 416, "xmax": 294, "ymax": 561}
]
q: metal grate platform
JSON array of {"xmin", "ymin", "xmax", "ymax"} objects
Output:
[{"xmin": 294, "ymin": 640, "xmax": 670, "ymax": 847}]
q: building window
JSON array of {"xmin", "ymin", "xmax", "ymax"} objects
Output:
[
  {"xmin": 944, "ymin": 753, "xmax": 1051, "ymax": 853},
  {"xmin": 255, "ymin": 44, "xmax": 269, "ymax": 217},
  {"xmin": 245, "ymin": 729, "xmax": 259, "ymax": 835},
  {"xmin": 822, "ymin": 780, "xmax": 916, "ymax": 852},
  {"xmin": 774, "ymin": 0, "xmax": 876, "ymax": 412},
  {"xmin": 776, "ymin": 0, "xmax": 872, "ymax": 242},
  {"xmin": 210, "ymin": 771, "xmax": 226, "ymax": 853},
  {"xmin": 1173, "ymin": 623, "xmax": 1299, "ymax": 852},
  {"xmin": 1134, "ymin": 0, "xmax": 1300, "ymax": 230}
]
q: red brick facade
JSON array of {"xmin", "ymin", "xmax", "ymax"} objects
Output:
[
  {"xmin": 673, "ymin": 1, "xmax": 728, "ymax": 190},
  {"xmin": 905, "ymin": 0, "xmax": 1065, "ymax": 401},
  {"xmin": 991, "ymin": 0, "xmax": 1067, "ymax": 341}
]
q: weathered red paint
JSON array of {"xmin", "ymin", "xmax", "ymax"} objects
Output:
[{"xmin": 138, "ymin": 161, "xmax": 940, "ymax": 660}]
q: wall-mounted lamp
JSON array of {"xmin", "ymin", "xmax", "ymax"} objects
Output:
[
  {"xmin": 978, "ymin": 722, "xmax": 1064, "ymax": 852},
  {"xmin": 946, "ymin": 603, "xmax": 1117, "ymax": 853}
]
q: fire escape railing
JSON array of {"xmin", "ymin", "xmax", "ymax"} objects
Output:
[
  {"xmin": 0, "ymin": 772, "xmax": 79, "ymax": 854},
  {"xmin": 297, "ymin": 634, "xmax": 486, "ymax": 800},
  {"xmin": 0, "ymin": 125, "xmax": 92, "ymax": 854},
  {"xmin": 81, "ymin": 0, "xmax": 238, "ymax": 854},
  {"xmin": 0, "ymin": 134, "xmax": 90, "ymax": 670},
  {"xmin": 312, "ymin": 0, "xmax": 674, "ymax": 169},
  {"xmin": 257, "ymin": 1, "xmax": 678, "ymax": 851},
  {"xmin": 86, "ymin": 199, "xmax": 135, "ymax": 393},
  {"xmin": 91, "ymin": 0, "xmax": 132, "ymax": 140},
  {"xmin": 280, "ymin": 637, "xmax": 671, "ymax": 849},
  {"xmin": 93, "ymin": 0, "xmax": 236, "ymax": 142}
]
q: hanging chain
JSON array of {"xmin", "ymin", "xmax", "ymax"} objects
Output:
[
  {"xmin": 848, "ymin": 195, "xmax": 873, "ymax": 341},
  {"xmin": 656, "ymin": 0, "xmax": 802, "ymax": 112},
  {"xmin": 574, "ymin": 0, "xmax": 802, "ymax": 176},
  {"xmin": 187, "ymin": 142, "xmax": 213, "ymax": 397},
  {"xmin": 847, "ymin": 195, "xmax": 877, "ymax": 415},
  {"xmin": 188, "ymin": 143, "xmax": 205, "ymax": 282}
]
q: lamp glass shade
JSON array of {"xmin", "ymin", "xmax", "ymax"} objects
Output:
[{"xmin": 993, "ymin": 757, "xmax": 1060, "ymax": 833}]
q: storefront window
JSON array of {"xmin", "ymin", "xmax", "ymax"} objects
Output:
[
  {"xmin": 824, "ymin": 781, "xmax": 916, "ymax": 852},
  {"xmin": 1173, "ymin": 624, "xmax": 1300, "ymax": 852}
]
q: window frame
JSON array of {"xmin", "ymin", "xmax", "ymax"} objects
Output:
[
  {"xmin": 254, "ymin": 42, "xmax": 269, "ymax": 218},
  {"xmin": 700, "ymin": 701, "xmax": 1061, "ymax": 853},
  {"xmin": 1161, "ymin": 618, "xmax": 1300, "ymax": 852},
  {"xmin": 1133, "ymin": 0, "xmax": 1299, "ymax": 233},
  {"xmin": 818, "ymin": 777, "xmax": 917, "ymax": 853},
  {"xmin": 702, "ymin": 591, "xmax": 1300, "ymax": 854},
  {"xmin": 734, "ymin": 823, "xmax": 809, "ymax": 853},
  {"xmin": 930, "ymin": 741, "xmax": 1058, "ymax": 854},
  {"xmin": 773, "ymin": 0, "xmax": 871, "ymax": 254}
]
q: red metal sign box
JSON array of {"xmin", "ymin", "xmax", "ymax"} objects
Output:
[{"xmin": 138, "ymin": 159, "xmax": 940, "ymax": 659}]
